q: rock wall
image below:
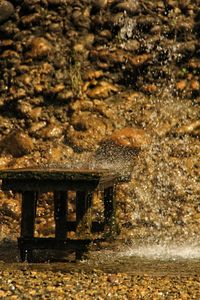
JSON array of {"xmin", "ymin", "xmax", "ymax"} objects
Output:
[{"xmin": 0, "ymin": 0, "xmax": 199, "ymax": 242}]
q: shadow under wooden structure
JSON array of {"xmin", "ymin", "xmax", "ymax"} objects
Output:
[{"xmin": 0, "ymin": 168, "xmax": 123, "ymax": 262}]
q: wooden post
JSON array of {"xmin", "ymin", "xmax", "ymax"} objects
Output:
[
  {"xmin": 20, "ymin": 191, "xmax": 38, "ymax": 261},
  {"xmin": 76, "ymin": 191, "xmax": 92, "ymax": 231},
  {"xmin": 75, "ymin": 191, "xmax": 93, "ymax": 259},
  {"xmin": 54, "ymin": 191, "xmax": 68, "ymax": 239},
  {"xmin": 21, "ymin": 191, "xmax": 38, "ymax": 238}
]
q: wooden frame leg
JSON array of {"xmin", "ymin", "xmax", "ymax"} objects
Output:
[
  {"xmin": 76, "ymin": 191, "xmax": 92, "ymax": 226},
  {"xmin": 54, "ymin": 191, "xmax": 68, "ymax": 239},
  {"xmin": 75, "ymin": 191, "xmax": 92, "ymax": 259},
  {"xmin": 20, "ymin": 191, "xmax": 38, "ymax": 261}
]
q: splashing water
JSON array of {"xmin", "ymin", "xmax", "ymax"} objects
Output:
[{"xmin": 120, "ymin": 243, "xmax": 200, "ymax": 260}]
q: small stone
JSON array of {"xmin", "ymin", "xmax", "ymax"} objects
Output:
[
  {"xmin": 0, "ymin": 1, "xmax": 14, "ymax": 24},
  {"xmin": 0, "ymin": 130, "xmax": 34, "ymax": 157}
]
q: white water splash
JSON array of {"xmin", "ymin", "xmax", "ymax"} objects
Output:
[{"xmin": 120, "ymin": 243, "xmax": 200, "ymax": 260}]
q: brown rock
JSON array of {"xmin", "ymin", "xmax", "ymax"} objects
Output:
[
  {"xmin": 176, "ymin": 120, "xmax": 200, "ymax": 136},
  {"xmin": 83, "ymin": 70, "xmax": 104, "ymax": 81},
  {"xmin": 92, "ymin": 0, "xmax": 108, "ymax": 9},
  {"xmin": 86, "ymin": 81, "xmax": 119, "ymax": 99},
  {"xmin": 0, "ymin": 131, "xmax": 34, "ymax": 157},
  {"xmin": 66, "ymin": 113, "xmax": 109, "ymax": 151},
  {"xmin": 120, "ymin": 39, "xmax": 140, "ymax": 51},
  {"xmin": 109, "ymin": 127, "xmax": 151, "ymax": 149},
  {"xmin": 115, "ymin": 1, "xmax": 140, "ymax": 15},
  {"xmin": 21, "ymin": 13, "xmax": 40, "ymax": 25},
  {"xmin": 127, "ymin": 53, "xmax": 152, "ymax": 67},
  {"xmin": 188, "ymin": 58, "xmax": 200, "ymax": 69},
  {"xmin": 94, "ymin": 127, "xmax": 150, "ymax": 176},
  {"xmin": 190, "ymin": 80, "xmax": 199, "ymax": 91},
  {"xmin": 39, "ymin": 124, "xmax": 63, "ymax": 140},
  {"xmin": 0, "ymin": 1, "xmax": 14, "ymax": 24},
  {"xmin": 142, "ymin": 84, "xmax": 157, "ymax": 93},
  {"xmin": 0, "ymin": 50, "xmax": 19, "ymax": 59},
  {"xmin": 176, "ymin": 80, "xmax": 187, "ymax": 90},
  {"xmin": 1, "ymin": 199, "xmax": 20, "ymax": 220},
  {"xmin": 26, "ymin": 37, "xmax": 53, "ymax": 58}
]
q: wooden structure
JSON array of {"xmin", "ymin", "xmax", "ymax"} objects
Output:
[{"xmin": 0, "ymin": 168, "xmax": 120, "ymax": 261}]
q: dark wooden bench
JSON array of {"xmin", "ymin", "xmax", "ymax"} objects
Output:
[{"xmin": 0, "ymin": 167, "xmax": 121, "ymax": 261}]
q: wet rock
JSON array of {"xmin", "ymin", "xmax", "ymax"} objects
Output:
[
  {"xmin": 21, "ymin": 13, "xmax": 41, "ymax": 26},
  {"xmin": 73, "ymin": 34, "xmax": 95, "ymax": 52},
  {"xmin": 0, "ymin": 155, "xmax": 12, "ymax": 169},
  {"xmin": 92, "ymin": 0, "xmax": 108, "ymax": 10},
  {"xmin": 176, "ymin": 80, "xmax": 187, "ymax": 91},
  {"xmin": 188, "ymin": 58, "xmax": 200, "ymax": 69},
  {"xmin": 66, "ymin": 113, "xmax": 109, "ymax": 151},
  {"xmin": 0, "ymin": 50, "xmax": 19, "ymax": 59},
  {"xmin": 86, "ymin": 81, "xmax": 119, "ymax": 99},
  {"xmin": 1, "ymin": 199, "xmax": 20, "ymax": 220},
  {"xmin": 142, "ymin": 84, "xmax": 157, "ymax": 94},
  {"xmin": 39, "ymin": 124, "xmax": 63, "ymax": 140},
  {"xmin": 94, "ymin": 127, "xmax": 151, "ymax": 176},
  {"xmin": 127, "ymin": 53, "xmax": 152, "ymax": 67},
  {"xmin": 120, "ymin": 39, "xmax": 140, "ymax": 51},
  {"xmin": 190, "ymin": 80, "xmax": 199, "ymax": 91},
  {"xmin": 29, "ymin": 121, "xmax": 47, "ymax": 134},
  {"xmin": 114, "ymin": 1, "xmax": 140, "ymax": 15},
  {"xmin": 26, "ymin": 37, "xmax": 53, "ymax": 58},
  {"xmin": 0, "ymin": 1, "xmax": 14, "ymax": 24},
  {"xmin": 176, "ymin": 120, "xmax": 200, "ymax": 136},
  {"xmin": 0, "ymin": 131, "xmax": 34, "ymax": 157},
  {"xmin": 108, "ymin": 127, "xmax": 151, "ymax": 149}
]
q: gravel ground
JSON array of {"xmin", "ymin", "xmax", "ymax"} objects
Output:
[
  {"xmin": 1, "ymin": 242, "xmax": 200, "ymax": 299},
  {"xmin": 1, "ymin": 268, "xmax": 200, "ymax": 299}
]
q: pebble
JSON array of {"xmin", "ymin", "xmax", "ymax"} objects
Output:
[{"xmin": 0, "ymin": 268, "xmax": 200, "ymax": 299}]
